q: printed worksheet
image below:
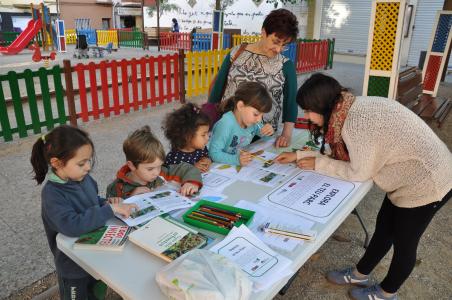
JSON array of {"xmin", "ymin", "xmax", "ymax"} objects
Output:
[
  {"xmin": 260, "ymin": 171, "xmax": 358, "ymax": 223},
  {"xmin": 118, "ymin": 190, "xmax": 194, "ymax": 227},
  {"xmin": 234, "ymin": 200, "xmax": 315, "ymax": 252},
  {"xmin": 201, "ymin": 172, "xmax": 235, "ymax": 191},
  {"xmin": 209, "ymin": 225, "xmax": 293, "ymax": 292}
]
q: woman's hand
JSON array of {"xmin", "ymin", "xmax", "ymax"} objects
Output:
[
  {"xmin": 274, "ymin": 152, "xmax": 297, "ymax": 164},
  {"xmin": 239, "ymin": 150, "xmax": 252, "ymax": 166},
  {"xmin": 297, "ymin": 157, "xmax": 316, "ymax": 170},
  {"xmin": 275, "ymin": 134, "xmax": 291, "ymax": 148},
  {"xmin": 260, "ymin": 124, "xmax": 274, "ymax": 136},
  {"xmin": 111, "ymin": 203, "xmax": 139, "ymax": 218},
  {"xmin": 194, "ymin": 157, "xmax": 212, "ymax": 173},
  {"xmin": 179, "ymin": 182, "xmax": 199, "ymax": 196}
]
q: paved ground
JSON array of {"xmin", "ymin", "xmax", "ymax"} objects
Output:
[{"xmin": 0, "ymin": 57, "xmax": 451, "ymax": 299}]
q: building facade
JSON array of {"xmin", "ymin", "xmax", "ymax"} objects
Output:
[
  {"xmin": 0, "ymin": 0, "xmax": 57, "ymax": 31},
  {"xmin": 59, "ymin": 0, "xmax": 113, "ymax": 29}
]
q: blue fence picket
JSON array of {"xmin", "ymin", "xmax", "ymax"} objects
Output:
[
  {"xmin": 77, "ymin": 29, "xmax": 97, "ymax": 45},
  {"xmin": 192, "ymin": 33, "xmax": 211, "ymax": 51}
]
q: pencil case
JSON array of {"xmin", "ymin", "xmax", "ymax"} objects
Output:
[{"xmin": 183, "ymin": 200, "xmax": 255, "ymax": 235}]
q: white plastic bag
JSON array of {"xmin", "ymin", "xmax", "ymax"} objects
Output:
[{"xmin": 155, "ymin": 249, "xmax": 252, "ymax": 300}]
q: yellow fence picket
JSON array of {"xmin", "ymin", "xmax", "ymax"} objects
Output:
[
  {"xmin": 97, "ymin": 30, "xmax": 119, "ymax": 47},
  {"xmin": 65, "ymin": 29, "xmax": 76, "ymax": 44}
]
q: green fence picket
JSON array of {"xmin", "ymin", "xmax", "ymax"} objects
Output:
[
  {"xmin": 52, "ymin": 66, "xmax": 67, "ymax": 125},
  {"xmin": 38, "ymin": 68, "xmax": 55, "ymax": 130},
  {"xmin": 24, "ymin": 69, "xmax": 42, "ymax": 135},
  {"xmin": 0, "ymin": 83, "xmax": 13, "ymax": 141},
  {"xmin": 8, "ymin": 71, "xmax": 27, "ymax": 138}
]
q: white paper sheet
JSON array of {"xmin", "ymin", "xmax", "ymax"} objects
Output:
[
  {"xmin": 118, "ymin": 190, "xmax": 194, "ymax": 227},
  {"xmin": 260, "ymin": 171, "xmax": 359, "ymax": 223},
  {"xmin": 246, "ymin": 151, "xmax": 299, "ymax": 175},
  {"xmin": 209, "ymin": 224, "xmax": 293, "ymax": 292},
  {"xmin": 234, "ymin": 200, "xmax": 315, "ymax": 252},
  {"xmin": 201, "ymin": 172, "xmax": 235, "ymax": 191}
]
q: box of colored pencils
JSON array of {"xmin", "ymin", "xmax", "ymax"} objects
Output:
[{"xmin": 182, "ymin": 200, "xmax": 255, "ymax": 235}]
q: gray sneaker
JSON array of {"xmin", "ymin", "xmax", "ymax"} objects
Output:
[
  {"xmin": 326, "ymin": 267, "xmax": 371, "ymax": 287},
  {"xmin": 349, "ymin": 285, "xmax": 398, "ymax": 300}
]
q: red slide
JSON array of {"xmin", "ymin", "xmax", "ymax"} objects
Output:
[{"xmin": 0, "ymin": 18, "xmax": 42, "ymax": 55}]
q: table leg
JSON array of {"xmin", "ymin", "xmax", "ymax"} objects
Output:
[
  {"xmin": 352, "ymin": 208, "xmax": 369, "ymax": 248},
  {"xmin": 278, "ymin": 270, "xmax": 300, "ymax": 296}
]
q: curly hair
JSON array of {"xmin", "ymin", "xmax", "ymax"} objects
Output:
[
  {"xmin": 163, "ymin": 103, "xmax": 210, "ymax": 151},
  {"xmin": 123, "ymin": 125, "xmax": 165, "ymax": 166},
  {"xmin": 262, "ymin": 8, "xmax": 299, "ymax": 42}
]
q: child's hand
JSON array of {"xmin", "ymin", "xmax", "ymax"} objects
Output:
[
  {"xmin": 107, "ymin": 197, "xmax": 123, "ymax": 205},
  {"xmin": 296, "ymin": 157, "xmax": 316, "ymax": 170},
  {"xmin": 179, "ymin": 182, "xmax": 199, "ymax": 196},
  {"xmin": 130, "ymin": 186, "xmax": 152, "ymax": 196},
  {"xmin": 239, "ymin": 150, "xmax": 252, "ymax": 166},
  {"xmin": 195, "ymin": 157, "xmax": 212, "ymax": 173},
  {"xmin": 260, "ymin": 123, "xmax": 274, "ymax": 136},
  {"xmin": 111, "ymin": 203, "xmax": 138, "ymax": 218},
  {"xmin": 274, "ymin": 152, "xmax": 297, "ymax": 164}
]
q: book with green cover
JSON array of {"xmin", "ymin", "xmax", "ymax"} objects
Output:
[
  {"xmin": 73, "ymin": 225, "xmax": 132, "ymax": 251},
  {"xmin": 128, "ymin": 216, "xmax": 208, "ymax": 262}
]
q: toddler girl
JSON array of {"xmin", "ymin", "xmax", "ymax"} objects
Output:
[{"xmin": 164, "ymin": 103, "xmax": 212, "ymax": 173}]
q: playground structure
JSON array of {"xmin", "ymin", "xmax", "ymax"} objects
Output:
[{"xmin": 0, "ymin": 3, "xmax": 60, "ymax": 58}]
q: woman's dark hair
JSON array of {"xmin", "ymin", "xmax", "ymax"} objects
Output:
[
  {"xmin": 30, "ymin": 125, "xmax": 95, "ymax": 184},
  {"xmin": 221, "ymin": 81, "xmax": 272, "ymax": 114},
  {"xmin": 163, "ymin": 103, "xmax": 210, "ymax": 150},
  {"xmin": 262, "ymin": 9, "xmax": 299, "ymax": 42},
  {"xmin": 297, "ymin": 73, "xmax": 345, "ymax": 154},
  {"xmin": 172, "ymin": 18, "xmax": 177, "ymax": 23}
]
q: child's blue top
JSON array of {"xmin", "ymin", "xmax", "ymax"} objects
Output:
[
  {"xmin": 41, "ymin": 171, "xmax": 114, "ymax": 279},
  {"xmin": 208, "ymin": 111, "xmax": 262, "ymax": 165}
]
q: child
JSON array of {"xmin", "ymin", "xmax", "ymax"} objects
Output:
[
  {"xmin": 208, "ymin": 81, "xmax": 274, "ymax": 166},
  {"xmin": 30, "ymin": 125, "xmax": 137, "ymax": 300},
  {"xmin": 163, "ymin": 103, "xmax": 212, "ymax": 173},
  {"xmin": 107, "ymin": 125, "xmax": 203, "ymax": 198}
]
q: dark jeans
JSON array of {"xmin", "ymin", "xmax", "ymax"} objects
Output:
[
  {"xmin": 356, "ymin": 189, "xmax": 451, "ymax": 293},
  {"xmin": 58, "ymin": 275, "xmax": 105, "ymax": 300}
]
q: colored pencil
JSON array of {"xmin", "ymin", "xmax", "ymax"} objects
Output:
[
  {"xmin": 187, "ymin": 214, "xmax": 231, "ymax": 229},
  {"xmin": 198, "ymin": 207, "xmax": 240, "ymax": 221},
  {"xmin": 200, "ymin": 205, "xmax": 242, "ymax": 218}
]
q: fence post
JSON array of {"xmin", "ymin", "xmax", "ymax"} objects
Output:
[
  {"xmin": 179, "ymin": 49, "xmax": 186, "ymax": 103},
  {"xmin": 63, "ymin": 60, "xmax": 77, "ymax": 126}
]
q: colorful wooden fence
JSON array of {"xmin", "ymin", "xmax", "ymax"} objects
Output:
[
  {"xmin": 0, "ymin": 66, "xmax": 67, "ymax": 142},
  {"xmin": 186, "ymin": 49, "xmax": 230, "ymax": 97},
  {"xmin": 118, "ymin": 30, "xmax": 144, "ymax": 48},
  {"xmin": 160, "ymin": 32, "xmax": 192, "ymax": 51},
  {"xmin": 97, "ymin": 30, "xmax": 119, "ymax": 47},
  {"xmin": 295, "ymin": 39, "xmax": 332, "ymax": 73},
  {"xmin": 0, "ymin": 32, "xmax": 21, "ymax": 46},
  {"xmin": 232, "ymin": 34, "xmax": 260, "ymax": 46},
  {"xmin": 69, "ymin": 54, "xmax": 179, "ymax": 122},
  {"xmin": 65, "ymin": 29, "xmax": 77, "ymax": 44},
  {"xmin": 0, "ymin": 37, "xmax": 335, "ymax": 142}
]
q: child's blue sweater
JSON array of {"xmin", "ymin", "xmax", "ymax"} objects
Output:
[
  {"xmin": 208, "ymin": 111, "xmax": 261, "ymax": 165},
  {"xmin": 41, "ymin": 172, "xmax": 114, "ymax": 279}
]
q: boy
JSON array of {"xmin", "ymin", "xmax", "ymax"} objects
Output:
[{"xmin": 107, "ymin": 126, "xmax": 202, "ymax": 198}]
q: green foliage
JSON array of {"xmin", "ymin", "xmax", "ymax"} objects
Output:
[{"xmin": 147, "ymin": 0, "xmax": 180, "ymax": 18}]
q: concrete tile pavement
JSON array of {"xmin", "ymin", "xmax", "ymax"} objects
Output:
[{"xmin": 0, "ymin": 61, "xmax": 451, "ymax": 299}]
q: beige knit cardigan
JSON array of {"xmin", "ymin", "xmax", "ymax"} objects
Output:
[{"xmin": 297, "ymin": 96, "xmax": 452, "ymax": 208}]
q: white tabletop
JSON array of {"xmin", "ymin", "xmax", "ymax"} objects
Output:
[{"xmin": 57, "ymin": 130, "xmax": 373, "ymax": 300}]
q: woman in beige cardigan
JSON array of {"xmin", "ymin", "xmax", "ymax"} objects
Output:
[{"xmin": 276, "ymin": 73, "xmax": 452, "ymax": 300}]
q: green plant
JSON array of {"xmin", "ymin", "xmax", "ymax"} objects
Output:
[{"xmin": 147, "ymin": 0, "xmax": 180, "ymax": 18}]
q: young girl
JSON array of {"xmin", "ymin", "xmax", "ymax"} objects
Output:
[
  {"xmin": 275, "ymin": 73, "xmax": 452, "ymax": 300},
  {"xmin": 163, "ymin": 103, "xmax": 212, "ymax": 173},
  {"xmin": 30, "ymin": 125, "xmax": 137, "ymax": 300},
  {"xmin": 208, "ymin": 81, "xmax": 274, "ymax": 166}
]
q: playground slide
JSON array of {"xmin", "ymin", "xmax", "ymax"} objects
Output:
[{"xmin": 0, "ymin": 18, "xmax": 42, "ymax": 55}]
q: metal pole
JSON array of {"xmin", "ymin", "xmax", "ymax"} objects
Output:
[
  {"xmin": 141, "ymin": 0, "xmax": 145, "ymax": 31},
  {"xmin": 157, "ymin": 0, "xmax": 160, "ymax": 51}
]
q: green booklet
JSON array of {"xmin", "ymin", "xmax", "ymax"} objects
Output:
[{"xmin": 73, "ymin": 225, "xmax": 132, "ymax": 251}]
